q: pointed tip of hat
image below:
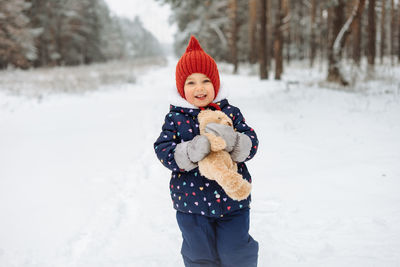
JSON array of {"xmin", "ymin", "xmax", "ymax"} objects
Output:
[{"xmin": 185, "ymin": 35, "xmax": 203, "ymax": 53}]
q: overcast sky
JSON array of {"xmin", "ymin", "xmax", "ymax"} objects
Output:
[{"xmin": 104, "ymin": 0, "xmax": 177, "ymax": 44}]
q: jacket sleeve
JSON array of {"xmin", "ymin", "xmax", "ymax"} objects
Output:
[
  {"xmin": 231, "ymin": 107, "xmax": 259, "ymax": 162},
  {"xmin": 154, "ymin": 113, "xmax": 181, "ymax": 172}
]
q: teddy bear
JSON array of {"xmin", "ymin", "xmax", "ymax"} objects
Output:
[{"xmin": 197, "ymin": 109, "xmax": 252, "ymax": 201}]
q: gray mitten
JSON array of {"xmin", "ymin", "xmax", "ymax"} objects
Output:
[
  {"xmin": 204, "ymin": 123, "xmax": 238, "ymax": 152},
  {"xmin": 174, "ymin": 135, "xmax": 211, "ymax": 171},
  {"xmin": 205, "ymin": 123, "xmax": 252, "ymax": 162},
  {"xmin": 230, "ymin": 132, "xmax": 252, "ymax": 162}
]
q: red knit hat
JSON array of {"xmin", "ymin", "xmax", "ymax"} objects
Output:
[{"xmin": 175, "ymin": 36, "xmax": 220, "ymax": 99}]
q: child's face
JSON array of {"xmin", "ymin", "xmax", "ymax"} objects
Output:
[{"xmin": 184, "ymin": 73, "xmax": 215, "ymax": 107}]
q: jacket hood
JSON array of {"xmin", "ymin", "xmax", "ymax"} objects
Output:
[{"xmin": 169, "ymin": 98, "xmax": 230, "ymax": 116}]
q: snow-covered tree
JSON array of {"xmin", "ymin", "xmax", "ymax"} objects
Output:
[
  {"xmin": 5, "ymin": 0, "xmax": 165, "ymax": 68},
  {"xmin": 327, "ymin": 0, "xmax": 366, "ymax": 85},
  {"xmin": 156, "ymin": 0, "xmax": 231, "ymax": 61},
  {"xmin": 0, "ymin": 0, "xmax": 36, "ymax": 69},
  {"xmin": 117, "ymin": 16, "xmax": 164, "ymax": 59}
]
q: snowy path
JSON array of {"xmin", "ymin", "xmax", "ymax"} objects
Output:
[{"xmin": 0, "ymin": 60, "xmax": 400, "ymax": 267}]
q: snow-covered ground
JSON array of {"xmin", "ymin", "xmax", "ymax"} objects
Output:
[{"xmin": 0, "ymin": 58, "xmax": 399, "ymax": 267}]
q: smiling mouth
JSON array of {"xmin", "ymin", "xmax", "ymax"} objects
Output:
[{"xmin": 195, "ymin": 94, "xmax": 207, "ymax": 100}]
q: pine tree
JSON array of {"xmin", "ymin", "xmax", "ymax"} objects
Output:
[
  {"xmin": 310, "ymin": 0, "xmax": 317, "ymax": 67},
  {"xmin": 274, "ymin": 0, "xmax": 286, "ymax": 80},
  {"xmin": 398, "ymin": 0, "xmax": 400, "ymax": 62},
  {"xmin": 352, "ymin": 0, "xmax": 363, "ymax": 65},
  {"xmin": 327, "ymin": 0, "xmax": 366, "ymax": 85},
  {"xmin": 397, "ymin": 0, "xmax": 400, "ymax": 62},
  {"xmin": 390, "ymin": 0, "xmax": 394, "ymax": 64},
  {"xmin": 248, "ymin": 0, "xmax": 258, "ymax": 64},
  {"xmin": 380, "ymin": 0, "xmax": 386, "ymax": 64},
  {"xmin": 367, "ymin": 0, "xmax": 376, "ymax": 71},
  {"xmin": 285, "ymin": 0, "xmax": 291, "ymax": 64},
  {"xmin": 259, "ymin": 0, "xmax": 268, "ymax": 79},
  {"xmin": 0, "ymin": 0, "xmax": 36, "ymax": 69},
  {"xmin": 228, "ymin": 0, "xmax": 238, "ymax": 73}
]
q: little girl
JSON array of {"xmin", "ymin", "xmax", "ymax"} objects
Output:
[{"xmin": 154, "ymin": 36, "xmax": 259, "ymax": 267}]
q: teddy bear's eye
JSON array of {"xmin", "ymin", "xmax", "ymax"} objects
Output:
[{"xmin": 217, "ymin": 117, "xmax": 221, "ymax": 120}]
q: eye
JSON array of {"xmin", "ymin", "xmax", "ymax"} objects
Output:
[
  {"xmin": 203, "ymin": 79, "xmax": 210, "ymax": 83},
  {"xmin": 186, "ymin": 81, "xmax": 194, "ymax": 85}
]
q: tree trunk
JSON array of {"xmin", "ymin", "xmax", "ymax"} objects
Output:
[
  {"xmin": 380, "ymin": 0, "xmax": 386, "ymax": 64},
  {"xmin": 286, "ymin": 26, "xmax": 291, "ymax": 64},
  {"xmin": 398, "ymin": 0, "xmax": 400, "ymax": 62},
  {"xmin": 367, "ymin": 0, "xmax": 376, "ymax": 71},
  {"xmin": 327, "ymin": 0, "xmax": 346, "ymax": 84},
  {"xmin": 310, "ymin": 0, "xmax": 317, "ymax": 67},
  {"xmin": 267, "ymin": 0, "xmax": 273, "ymax": 70},
  {"xmin": 390, "ymin": 0, "xmax": 394, "ymax": 65},
  {"xmin": 249, "ymin": 0, "xmax": 258, "ymax": 64},
  {"xmin": 327, "ymin": 0, "xmax": 366, "ymax": 85},
  {"xmin": 327, "ymin": 6, "xmax": 333, "ymax": 63},
  {"xmin": 285, "ymin": 0, "xmax": 291, "ymax": 64},
  {"xmin": 259, "ymin": 0, "xmax": 269, "ymax": 79},
  {"xmin": 345, "ymin": 0, "xmax": 354, "ymax": 59},
  {"xmin": 274, "ymin": 0, "xmax": 284, "ymax": 80},
  {"xmin": 318, "ymin": 4, "xmax": 325, "ymax": 68},
  {"xmin": 297, "ymin": 1, "xmax": 305, "ymax": 60},
  {"xmin": 353, "ymin": 0, "xmax": 363, "ymax": 65},
  {"xmin": 228, "ymin": 0, "xmax": 238, "ymax": 74}
]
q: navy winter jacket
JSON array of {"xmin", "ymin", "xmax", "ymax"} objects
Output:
[{"xmin": 154, "ymin": 99, "xmax": 258, "ymax": 217}]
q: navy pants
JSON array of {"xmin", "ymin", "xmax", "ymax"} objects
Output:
[{"xmin": 176, "ymin": 208, "xmax": 258, "ymax": 267}]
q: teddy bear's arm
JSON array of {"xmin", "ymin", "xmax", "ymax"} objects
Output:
[{"xmin": 203, "ymin": 132, "xmax": 226, "ymax": 152}]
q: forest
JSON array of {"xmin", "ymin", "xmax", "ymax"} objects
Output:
[
  {"xmin": 0, "ymin": 0, "xmax": 163, "ymax": 69},
  {"xmin": 1, "ymin": 0, "xmax": 399, "ymax": 87},
  {"xmin": 159, "ymin": 0, "xmax": 399, "ymax": 85}
]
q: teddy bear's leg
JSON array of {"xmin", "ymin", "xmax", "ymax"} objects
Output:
[
  {"xmin": 226, "ymin": 179, "xmax": 252, "ymax": 201},
  {"xmin": 203, "ymin": 133, "xmax": 226, "ymax": 152},
  {"xmin": 198, "ymin": 151, "xmax": 251, "ymax": 201},
  {"xmin": 219, "ymin": 169, "xmax": 252, "ymax": 201},
  {"xmin": 198, "ymin": 153, "xmax": 228, "ymax": 181}
]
